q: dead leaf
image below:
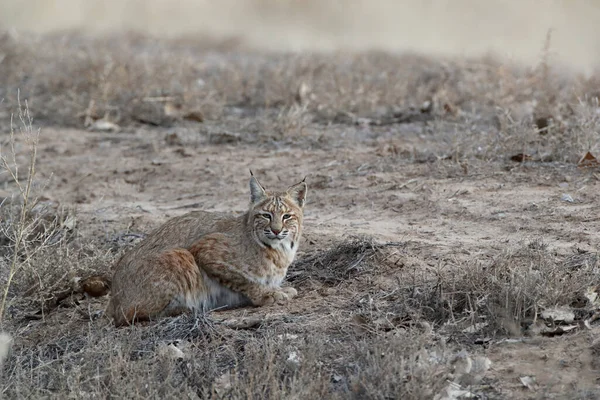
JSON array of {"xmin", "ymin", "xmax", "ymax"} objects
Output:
[
  {"xmin": 286, "ymin": 350, "xmax": 301, "ymax": 370},
  {"xmin": 276, "ymin": 333, "xmax": 299, "ymax": 341},
  {"xmin": 535, "ymin": 116, "xmax": 553, "ymax": 134},
  {"xmin": 295, "ymin": 82, "xmax": 312, "ymax": 105},
  {"xmin": 165, "ymin": 132, "xmax": 183, "ymax": 146},
  {"xmin": 208, "ymin": 132, "xmax": 241, "ymax": 144},
  {"xmin": 539, "ymin": 325, "xmax": 577, "ymax": 337},
  {"xmin": 511, "ymin": 153, "xmax": 533, "ymax": 162},
  {"xmin": 220, "ymin": 316, "xmax": 262, "ymax": 330},
  {"xmin": 454, "ymin": 355, "xmax": 492, "ymax": 386},
  {"xmin": 520, "ymin": 376, "xmax": 537, "ymax": 391},
  {"xmin": 71, "ymin": 275, "xmax": 111, "ymax": 297},
  {"xmin": 62, "ymin": 215, "xmax": 77, "ymax": 230},
  {"xmin": 578, "ymin": 152, "xmax": 600, "ymax": 168},
  {"xmin": 157, "ymin": 343, "xmax": 185, "ymax": 360},
  {"xmin": 443, "ymin": 103, "xmax": 455, "ymax": 115},
  {"xmin": 584, "ymin": 287, "xmax": 600, "ymax": 309},
  {"xmin": 561, "ymin": 193, "xmax": 574, "ymax": 203},
  {"xmin": 0, "ymin": 333, "xmax": 11, "ymax": 368},
  {"xmin": 472, "ymin": 356, "xmax": 492, "ymax": 375},
  {"xmin": 87, "ymin": 119, "xmax": 120, "ymax": 133},
  {"xmin": 434, "ymin": 382, "xmax": 474, "ymax": 400},
  {"xmin": 462, "ymin": 322, "xmax": 489, "ymax": 334},
  {"xmin": 540, "ymin": 307, "xmax": 575, "ymax": 324},
  {"xmin": 213, "ymin": 372, "xmax": 233, "ymax": 395},
  {"xmin": 175, "ymin": 148, "xmax": 194, "ymax": 158},
  {"xmin": 183, "ymin": 110, "xmax": 204, "ymax": 123}
]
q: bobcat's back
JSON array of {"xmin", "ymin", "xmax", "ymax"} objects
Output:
[{"xmin": 117, "ymin": 210, "xmax": 240, "ymax": 265}]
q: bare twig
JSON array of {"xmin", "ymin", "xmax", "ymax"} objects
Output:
[{"xmin": 0, "ymin": 95, "xmax": 40, "ymax": 324}]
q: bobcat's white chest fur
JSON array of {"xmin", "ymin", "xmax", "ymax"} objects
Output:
[{"xmin": 270, "ymin": 238, "xmax": 298, "ymax": 265}]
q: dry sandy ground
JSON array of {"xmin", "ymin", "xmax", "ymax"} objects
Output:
[
  {"xmin": 35, "ymin": 125, "xmax": 600, "ymax": 258},
  {"xmin": 1, "ymin": 26, "xmax": 600, "ymax": 397},
  {"xmin": 2, "ymin": 114, "xmax": 597, "ymax": 397}
]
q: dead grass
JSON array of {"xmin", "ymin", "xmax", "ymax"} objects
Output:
[
  {"xmin": 5, "ymin": 233, "xmax": 596, "ymax": 397},
  {"xmin": 291, "ymin": 236, "xmax": 400, "ymax": 286},
  {"xmin": 1, "ymin": 31, "xmax": 599, "ymax": 162},
  {"xmin": 3, "ymin": 310, "xmax": 455, "ymax": 399},
  {"xmin": 292, "ymin": 237, "xmax": 600, "ymax": 340},
  {"xmin": 2, "ymin": 30, "xmax": 600, "ymax": 398},
  {"xmin": 415, "ymin": 240, "xmax": 600, "ymax": 338}
]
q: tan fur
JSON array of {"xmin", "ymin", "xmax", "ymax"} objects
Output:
[{"xmin": 107, "ymin": 174, "xmax": 307, "ymax": 326}]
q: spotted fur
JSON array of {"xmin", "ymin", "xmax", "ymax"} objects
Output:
[{"xmin": 107, "ymin": 174, "xmax": 307, "ymax": 326}]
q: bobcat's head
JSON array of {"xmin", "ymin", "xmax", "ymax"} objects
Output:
[{"xmin": 248, "ymin": 173, "xmax": 307, "ymax": 252}]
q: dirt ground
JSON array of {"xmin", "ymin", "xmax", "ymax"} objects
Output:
[{"xmin": 1, "ymin": 31, "xmax": 600, "ymax": 399}]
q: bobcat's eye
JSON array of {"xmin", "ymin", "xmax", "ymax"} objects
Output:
[
  {"xmin": 260, "ymin": 212, "xmax": 272, "ymax": 220},
  {"xmin": 282, "ymin": 214, "xmax": 292, "ymax": 220}
]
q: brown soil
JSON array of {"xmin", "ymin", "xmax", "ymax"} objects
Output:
[{"xmin": 1, "ymin": 32, "xmax": 600, "ymax": 399}]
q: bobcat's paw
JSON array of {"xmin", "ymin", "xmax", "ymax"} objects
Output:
[
  {"xmin": 280, "ymin": 286, "xmax": 297, "ymax": 299},
  {"xmin": 259, "ymin": 288, "xmax": 296, "ymax": 306}
]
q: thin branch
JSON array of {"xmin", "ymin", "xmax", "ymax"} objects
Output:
[{"xmin": 0, "ymin": 97, "xmax": 40, "ymax": 324}]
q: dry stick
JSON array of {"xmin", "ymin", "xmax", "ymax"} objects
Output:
[{"xmin": 0, "ymin": 100, "xmax": 39, "ymax": 324}]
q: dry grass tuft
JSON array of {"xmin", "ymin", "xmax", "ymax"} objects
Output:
[
  {"xmin": 404, "ymin": 241, "xmax": 600, "ymax": 338},
  {"xmin": 142, "ymin": 313, "xmax": 216, "ymax": 344},
  {"xmin": 291, "ymin": 237, "xmax": 400, "ymax": 286}
]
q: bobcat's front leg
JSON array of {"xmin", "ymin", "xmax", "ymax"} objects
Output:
[
  {"xmin": 245, "ymin": 285, "xmax": 297, "ymax": 306},
  {"xmin": 190, "ymin": 234, "xmax": 297, "ymax": 307},
  {"xmin": 205, "ymin": 264, "xmax": 296, "ymax": 306}
]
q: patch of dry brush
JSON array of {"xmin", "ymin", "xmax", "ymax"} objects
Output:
[
  {"xmin": 2, "ymin": 222, "xmax": 599, "ymax": 398},
  {"xmin": 1, "ymin": 31, "xmax": 600, "ymax": 162},
  {"xmin": 2, "ymin": 31, "xmax": 600, "ymax": 398}
]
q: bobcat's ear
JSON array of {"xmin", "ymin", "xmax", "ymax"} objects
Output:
[
  {"xmin": 287, "ymin": 178, "xmax": 307, "ymax": 208},
  {"xmin": 249, "ymin": 172, "xmax": 267, "ymax": 204}
]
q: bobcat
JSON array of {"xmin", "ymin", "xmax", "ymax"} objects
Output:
[{"xmin": 107, "ymin": 173, "xmax": 307, "ymax": 326}]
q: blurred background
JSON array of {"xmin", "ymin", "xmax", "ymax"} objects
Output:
[{"xmin": 1, "ymin": 0, "xmax": 600, "ymax": 72}]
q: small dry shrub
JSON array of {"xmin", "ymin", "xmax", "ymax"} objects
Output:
[
  {"xmin": 291, "ymin": 236, "xmax": 401, "ymax": 286},
  {"xmin": 303, "ymin": 238, "xmax": 600, "ymax": 339},
  {"xmin": 408, "ymin": 240, "xmax": 600, "ymax": 337},
  {"xmin": 2, "ymin": 32, "xmax": 599, "ymax": 137}
]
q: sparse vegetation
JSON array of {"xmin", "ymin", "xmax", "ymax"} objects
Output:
[
  {"xmin": 0, "ymin": 98, "xmax": 41, "ymax": 322},
  {"xmin": 1, "ymin": 29, "xmax": 600, "ymax": 399}
]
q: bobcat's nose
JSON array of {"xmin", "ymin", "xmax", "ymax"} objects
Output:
[{"xmin": 271, "ymin": 228, "xmax": 281, "ymax": 235}]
